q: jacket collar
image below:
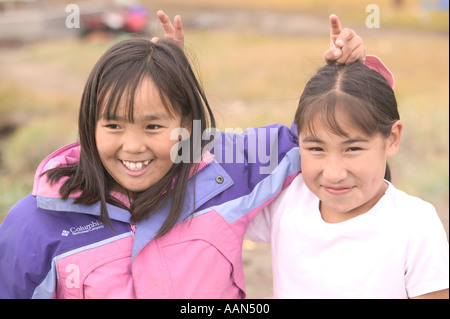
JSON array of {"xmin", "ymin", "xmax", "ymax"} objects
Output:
[{"xmin": 32, "ymin": 142, "xmax": 81, "ymax": 199}]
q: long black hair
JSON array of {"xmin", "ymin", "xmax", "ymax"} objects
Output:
[{"xmin": 45, "ymin": 38, "xmax": 215, "ymax": 237}]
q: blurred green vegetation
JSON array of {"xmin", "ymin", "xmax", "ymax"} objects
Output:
[
  {"xmin": 0, "ymin": 1, "xmax": 448, "ymax": 237},
  {"xmin": 0, "ymin": 83, "xmax": 78, "ymax": 215}
]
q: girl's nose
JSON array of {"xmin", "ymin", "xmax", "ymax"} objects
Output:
[
  {"xmin": 322, "ymin": 157, "xmax": 348, "ymax": 182},
  {"xmin": 122, "ymin": 133, "xmax": 146, "ymax": 154}
]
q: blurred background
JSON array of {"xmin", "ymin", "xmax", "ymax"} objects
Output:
[{"xmin": 0, "ymin": 0, "xmax": 448, "ymax": 298}]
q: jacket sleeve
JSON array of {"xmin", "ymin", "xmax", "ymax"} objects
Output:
[
  {"xmin": 198, "ymin": 124, "xmax": 300, "ymax": 227},
  {"xmin": 210, "ymin": 124, "xmax": 299, "ymax": 174},
  {"xmin": 0, "ymin": 194, "xmax": 57, "ymax": 299}
]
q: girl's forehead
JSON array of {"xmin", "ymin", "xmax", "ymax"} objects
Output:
[
  {"xmin": 301, "ymin": 107, "xmax": 352, "ymax": 134},
  {"xmin": 98, "ymin": 77, "xmax": 178, "ymax": 120}
]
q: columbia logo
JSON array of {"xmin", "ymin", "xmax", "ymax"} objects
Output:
[
  {"xmin": 61, "ymin": 230, "xmax": 70, "ymax": 237},
  {"xmin": 60, "ymin": 220, "xmax": 104, "ymax": 237}
]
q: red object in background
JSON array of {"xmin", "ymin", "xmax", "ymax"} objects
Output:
[
  {"xmin": 124, "ymin": 5, "xmax": 148, "ymax": 33},
  {"xmin": 81, "ymin": 5, "xmax": 148, "ymax": 36}
]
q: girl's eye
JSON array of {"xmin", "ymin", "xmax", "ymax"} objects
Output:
[
  {"xmin": 106, "ymin": 124, "xmax": 121, "ymax": 129},
  {"xmin": 347, "ymin": 147, "xmax": 362, "ymax": 152},
  {"xmin": 146, "ymin": 124, "xmax": 161, "ymax": 130},
  {"xmin": 309, "ymin": 147, "xmax": 324, "ymax": 152}
]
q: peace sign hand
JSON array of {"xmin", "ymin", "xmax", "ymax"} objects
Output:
[
  {"xmin": 324, "ymin": 14, "xmax": 366, "ymax": 64},
  {"xmin": 151, "ymin": 10, "xmax": 184, "ymax": 50}
]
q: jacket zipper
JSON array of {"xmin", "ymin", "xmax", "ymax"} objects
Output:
[{"xmin": 130, "ymin": 223, "xmax": 139, "ymax": 298}]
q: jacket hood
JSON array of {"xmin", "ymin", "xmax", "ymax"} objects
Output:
[{"xmin": 32, "ymin": 142, "xmax": 81, "ymax": 198}]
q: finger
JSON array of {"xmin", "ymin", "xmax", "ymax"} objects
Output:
[
  {"xmin": 173, "ymin": 15, "xmax": 185, "ymax": 48},
  {"xmin": 157, "ymin": 10, "xmax": 175, "ymax": 37},
  {"xmin": 335, "ymin": 45, "xmax": 366, "ymax": 65},
  {"xmin": 349, "ymin": 47, "xmax": 366, "ymax": 64},
  {"xmin": 174, "ymin": 15, "xmax": 183, "ymax": 32},
  {"xmin": 338, "ymin": 35, "xmax": 358, "ymax": 60},
  {"xmin": 342, "ymin": 45, "xmax": 366, "ymax": 64},
  {"xmin": 329, "ymin": 14, "xmax": 342, "ymax": 42},
  {"xmin": 151, "ymin": 36, "xmax": 159, "ymax": 43},
  {"xmin": 335, "ymin": 28, "xmax": 355, "ymax": 48},
  {"xmin": 335, "ymin": 46, "xmax": 353, "ymax": 65},
  {"xmin": 324, "ymin": 48, "xmax": 342, "ymax": 64},
  {"xmin": 337, "ymin": 34, "xmax": 365, "ymax": 64},
  {"xmin": 323, "ymin": 49, "xmax": 336, "ymax": 64}
]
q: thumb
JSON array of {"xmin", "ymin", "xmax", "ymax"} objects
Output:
[{"xmin": 324, "ymin": 48, "xmax": 342, "ymax": 63}]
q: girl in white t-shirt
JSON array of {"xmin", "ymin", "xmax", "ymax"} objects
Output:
[{"xmin": 247, "ymin": 62, "xmax": 449, "ymax": 299}]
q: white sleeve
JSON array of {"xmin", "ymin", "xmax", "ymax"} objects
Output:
[
  {"xmin": 404, "ymin": 202, "xmax": 449, "ymax": 297},
  {"xmin": 246, "ymin": 205, "xmax": 273, "ymax": 243},
  {"xmin": 246, "ymin": 174, "xmax": 302, "ymax": 243}
]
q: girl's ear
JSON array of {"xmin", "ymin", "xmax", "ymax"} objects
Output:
[{"xmin": 386, "ymin": 120, "xmax": 403, "ymax": 157}]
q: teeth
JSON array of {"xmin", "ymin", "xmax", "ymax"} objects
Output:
[{"xmin": 122, "ymin": 160, "xmax": 151, "ymax": 171}]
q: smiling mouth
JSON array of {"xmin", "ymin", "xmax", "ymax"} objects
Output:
[
  {"xmin": 323, "ymin": 186, "xmax": 354, "ymax": 195},
  {"xmin": 120, "ymin": 160, "xmax": 152, "ymax": 171}
]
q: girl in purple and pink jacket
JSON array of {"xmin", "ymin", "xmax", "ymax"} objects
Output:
[{"xmin": 0, "ymin": 13, "xmax": 390, "ymax": 298}]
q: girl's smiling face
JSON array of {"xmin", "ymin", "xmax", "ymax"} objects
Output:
[
  {"xmin": 299, "ymin": 111, "xmax": 402, "ymax": 223},
  {"xmin": 95, "ymin": 77, "xmax": 188, "ymax": 194}
]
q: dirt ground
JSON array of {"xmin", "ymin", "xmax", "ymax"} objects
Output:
[{"xmin": 242, "ymin": 239, "xmax": 273, "ymax": 298}]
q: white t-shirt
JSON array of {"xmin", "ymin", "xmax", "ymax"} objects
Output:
[{"xmin": 247, "ymin": 174, "xmax": 449, "ymax": 298}]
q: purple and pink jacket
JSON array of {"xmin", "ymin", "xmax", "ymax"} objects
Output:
[{"xmin": 0, "ymin": 56, "xmax": 392, "ymax": 299}]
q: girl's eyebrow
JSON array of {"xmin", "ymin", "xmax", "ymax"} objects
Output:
[
  {"xmin": 342, "ymin": 137, "xmax": 370, "ymax": 144},
  {"xmin": 102, "ymin": 113, "xmax": 169, "ymax": 121},
  {"xmin": 301, "ymin": 136, "xmax": 324, "ymax": 144},
  {"xmin": 301, "ymin": 136, "xmax": 370, "ymax": 144},
  {"xmin": 141, "ymin": 113, "xmax": 170, "ymax": 121}
]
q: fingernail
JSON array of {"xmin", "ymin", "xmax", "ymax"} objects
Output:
[
  {"xmin": 334, "ymin": 49, "xmax": 341, "ymax": 57},
  {"xmin": 336, "ymin": 39, "xmax": 344, "ymax": 46}
]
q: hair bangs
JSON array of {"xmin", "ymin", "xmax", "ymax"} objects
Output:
[
  {"xmin": 96, "ymin": 59, "xmax": 146, "ymax": 123},
  {"xmin": 95, "ymin": 51, "xmax": 178, "ymax": 125},
  {"xmin": 297, "ymin": 91, "xmax": 381, "ymax": 139}
]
